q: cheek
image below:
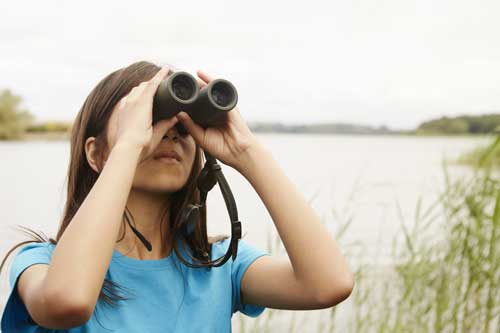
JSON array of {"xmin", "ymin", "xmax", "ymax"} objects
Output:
[{"xmin": 183, "ymin": 138, "xmax": 197, "ymax": 166}]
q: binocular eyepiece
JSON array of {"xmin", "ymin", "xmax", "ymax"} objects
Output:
[{"xmin": 152, "ymin": 71, "xmax": 238, "ymax": 136}]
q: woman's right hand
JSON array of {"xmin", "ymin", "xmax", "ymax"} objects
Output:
[{"xmin": 108, "ymin": 65, "xmax": 179, "ymax": 163}]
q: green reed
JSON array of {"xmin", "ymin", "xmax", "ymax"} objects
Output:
[
  {"xmin": 235, "ymin": 138, "xmax": 500, "ymax": 333},
  {"xmin": 457, "ymin": 136, "xmax": 500, "ymax": 168}
]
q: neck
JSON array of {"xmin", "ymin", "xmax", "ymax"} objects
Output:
[{"xmin": 115, "ymin": 189, "xmax": 173, "ymax": 260}]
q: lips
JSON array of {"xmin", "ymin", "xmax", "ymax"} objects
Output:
[{"xmin": 153, "ymin": 150, "xmax": 181, "ymax": 162}]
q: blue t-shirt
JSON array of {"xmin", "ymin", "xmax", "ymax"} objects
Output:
[{"xmin": 1, "ymin": 238, "xmax": 269, "ymax": 332}]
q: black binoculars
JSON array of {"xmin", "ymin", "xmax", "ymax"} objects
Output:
[{"xmin": 152, "ymin": 71, "xmax": 238, "ymax": 136}]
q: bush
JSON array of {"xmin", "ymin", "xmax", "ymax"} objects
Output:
[
  {"xmin": 26, "ymin": 121, "xmax": 72, "ymax": 133},
  {"xmin": 0, "ymin": 89, "xmax": 34, "ymax": 140},
  {"xmin": 416, "ymin": 114, "xmax": 500, "ymax": 135}
]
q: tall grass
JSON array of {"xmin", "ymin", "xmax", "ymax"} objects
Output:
[
  {"xmin": 457, "ymin": 136, "xmax": 500, "ymax": 168},
  {"xmin": 377, "ymin": 169, "xmax": 500, "ymax": 332},
  {"xmin": 235, "ymin": 137, "xmax": 500, "ymax": 332}
]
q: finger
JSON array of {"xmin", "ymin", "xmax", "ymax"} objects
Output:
[
  {"xmin": 145, "ymin": 66, "xmax": 170, "ymax": 97},
  {"xmin": 118, "ymin": 95, "xmax": 128, "ymax": 109},
  {"xmin": 196, "ymin": 70, "xmax": 214, "ymax": 84},
  {"xmin": 152, "ymin": 65, "xmax": 170, "ymax": 83},
  {"xmin": 127, "ymin": 83, "xmax": 146, "ymax": 102},
  {"xmin": 136, "ymin": 81, "xmax": 149, "ymax": 95},
  {"xmin": 176, "ymin": 112, "xmax": 206, "ymax": 145},
  {"xmin": 153, "ymin": 116, "xmax": 179, "ymax": 140},
  {"xmin": 146, "ymin": 117, "xmax": 180, "ymax": 155},
  {"xmin": 153, "ymin": 116, "xmax": 179, "ymax": 142},
  {"xmin": 196, "ymin": 77, "xmax": 208, "ymax": 89}
]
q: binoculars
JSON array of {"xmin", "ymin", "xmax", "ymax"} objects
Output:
[{"xmin": 152, "ymin": 71, "xmax": 238, "ymax": 136}]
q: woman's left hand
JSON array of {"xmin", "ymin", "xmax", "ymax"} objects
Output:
[{"xmin": 175, "ymin": 70, "xmax": 261, "ymax": 172}]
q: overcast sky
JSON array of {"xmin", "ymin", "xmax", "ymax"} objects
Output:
[{"xmin": 1, "ymin": 0, "xmax": 499, "ymax": 129}]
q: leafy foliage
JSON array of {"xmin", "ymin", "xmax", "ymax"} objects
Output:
[
  {"xmin": 417, "ymin": 114, "xmax": 500, "ymax": 135},
  {"xmin": 26, "ymin": 121, "xmax": 72, "ymax": 133},
  {"xmin": 458, "ymin": 137, "xmax": 500, "ymax": 168},
  {"xmin": 0, "ymin": 89, "xmax": 34, "ymax": 140}
]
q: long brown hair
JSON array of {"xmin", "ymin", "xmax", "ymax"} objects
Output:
[{"xmin": 0, "ymin": 61, "xmax": 213, "ymax": 306}]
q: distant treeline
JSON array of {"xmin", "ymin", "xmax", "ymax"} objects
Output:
[
  {"xmin": 250, "ymin": 114, "xmax": 500, "ymax": 135},
  {"xmin": 26, "ymin": 121, "xmax": 72, "ymax": 133},
  {"xmin": 2, "ymin": 87, "xmax": 499, "ymax": 139},
  {"xmin": 0, "ymin": 89, "xmax": 72, "ymax": 140},
  {"xmin": 416, "ymin": 114, "xmax": 500, "ymax": 135},
  {"xmin": 249, "ymin": 122, "xmax": 400, "ymax": 135},
  {"xmin": 0, "ymin": 89, "xmax": 34, "ymax": 140}
]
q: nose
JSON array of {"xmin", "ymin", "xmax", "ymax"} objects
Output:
[{"xmin": 162, "ymin": 126, "xmax": 179, "ymax": 142}]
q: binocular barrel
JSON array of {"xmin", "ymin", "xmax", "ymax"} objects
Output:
[{"xmin": 152, "ymin": 71, "xmax": 238, "ymax": 133}]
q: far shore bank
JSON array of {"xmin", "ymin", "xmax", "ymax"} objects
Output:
[
  {"xmin": 12, "ymin": 132, "xmax": 70, "ymax": 141},
  {"xmin": 0, "ymin": 131, "xmax": 497, "ymax": 142}
]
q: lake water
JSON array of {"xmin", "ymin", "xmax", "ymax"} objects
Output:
[{"xmin": 0, "ymin": 134, "xmax": 490, "ymax": 331}]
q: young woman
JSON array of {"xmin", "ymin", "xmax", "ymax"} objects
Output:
[{"xmin": 0, "ymin": 61, "xmax": 354, "ymax": 332}]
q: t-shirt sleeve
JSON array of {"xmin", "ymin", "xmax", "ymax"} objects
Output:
[
  {"xmin": 231, "ymin": 239, "xmax": 270, "ymax": 317},
  {"xmin": 1, "ymin": 242, "xmax": 53, "ymax": 333}
]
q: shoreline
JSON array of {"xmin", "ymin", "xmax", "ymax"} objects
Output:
[
  {"xmin": 0, "ymin": 132, "xmax": 497, "ymax": 142},
  {"xmin": 14, "ymin": 132, "xmax": 70, "ymax": 141}
]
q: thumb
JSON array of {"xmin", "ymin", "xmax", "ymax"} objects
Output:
[
  {"xmin": 176, "ymin": 112, "xmax": 206, "ymax": 145},
  {"xmin": 146, "ymin": 117, "xmax": 179, "ymax": 156}
]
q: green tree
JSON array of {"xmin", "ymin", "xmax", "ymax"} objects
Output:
[
  {"xmin": 0, "ymin": 89, "xmax": 34, "ymax": 140},
  {"xmin": 416, "ymin": 113, "xmax": 500, "ymax": 135}
]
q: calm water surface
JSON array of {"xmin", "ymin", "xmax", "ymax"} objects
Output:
[{"xmin": 0, "ymin": 134, "xmax": 490, "ymax": 330}]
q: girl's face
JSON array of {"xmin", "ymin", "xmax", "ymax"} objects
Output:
[
  {"xmin": 105, "ymin": 107, "xmax": 197, "ymax": 195},
  {"xmin": 133, "ymin": 126, "xmax": 197, "ymax": 194}
]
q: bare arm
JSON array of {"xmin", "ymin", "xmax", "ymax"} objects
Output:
[
  {"xmin": 175, "ymin": 68, "xmax": 355, "ymax": 310},
  {"xmin": 237, "ymin": 143, "xmax": 354, "ymax": 309},
  {"xmin": 17, "ymin": 142, "xmax": 142, "ymax": 328},
  {"xmin": 16, "ymin": 66, "xmax": 174, "ymax": 329}
]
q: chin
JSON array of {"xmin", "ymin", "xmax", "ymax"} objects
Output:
[
  {"xmin": 133, "ymin": 163, "xmax": 190, "ymax": 194},
  {"xmin": 136, "ymin": 176, "xmax": 187, "ymax": 194}
]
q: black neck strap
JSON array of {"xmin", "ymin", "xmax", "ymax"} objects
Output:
[
  {"xmin": 125, "ymin": 150, "xmax": 242, "ymax": 267},
  {"xmin": 198, "ymin": 151, "xmax": 242, "ymax": 265}
]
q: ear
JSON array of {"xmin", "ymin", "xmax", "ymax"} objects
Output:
[{"xmin": 85, "ymin": 137, "xmax": 105, "ymax": 173}]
